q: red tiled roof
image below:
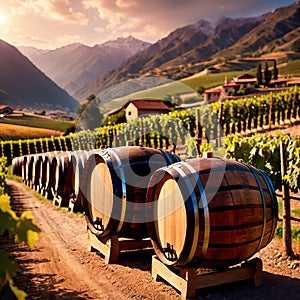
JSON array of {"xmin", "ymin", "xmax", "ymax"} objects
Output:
[
  {"xmin": 287, "ymin": 79, "xmax": 300, "ymax": 85},
  {"xmin": 234, "ymin": 78, "xmax": 257, "ymax": 83},
  {"xmin": 104, "ymin": 105, "xmax": 123, "ymax": 116},
  {"xmin": 124, "ymin": 99, "xmax": 170, "ymax": 111},
  {"xmin": 270, "ymin": 79, "xmax": 288, "ymax": 84},
  {"xmin": 204, "ymin": 87, "xmax": 223, "ymax": 94},
  {"xmin": 0, "ymin": 105, "xmax": 14, "ymax": 110},
  {"xmin": 223, "ymin": 82, "xmax": 240, "ymax": 87},
  {"xmin": 235, "ymin": 73, "xmax": 256, "ymax": 80}
]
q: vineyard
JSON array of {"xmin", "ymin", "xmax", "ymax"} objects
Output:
[
  {"xmin": 1, "ymin": 88, "xmax": 300, "ymax": 299},
  {"xmin": 1, "ymin": 88, "xmax": 299, "ymax": 192}
]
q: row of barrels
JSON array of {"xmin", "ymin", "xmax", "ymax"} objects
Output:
[
  {"xmin": 12, "ymin": 149, "xmax": 99, "ymax": 212},
  {"xmin": 12, "ymin": 146, "xmax": 278, "ymax": 268}
]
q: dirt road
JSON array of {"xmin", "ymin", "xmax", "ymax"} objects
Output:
[{"xmin": 2, "ymin": 179, "xmax": 300, "ymax": 299}]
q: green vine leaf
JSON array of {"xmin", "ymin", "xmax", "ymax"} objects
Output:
[{"xmin": 13, "ymin": 212, "xmax": 41, "ymax": 248}]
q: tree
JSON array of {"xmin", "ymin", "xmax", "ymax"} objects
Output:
[
  {"xmin": 77, "ymin": 94, "xmax": 102, "ymax": 130},
  {"xmin": 256, "ymin": 63, "xmax": 263, "ymax": 86},
  {"xmin": 264, "ymin": 61, "xmax": 272, "ymax": 87},
  {"xmin": 273, "ymin": 59, "xmax": 278, "ymax": 80}
]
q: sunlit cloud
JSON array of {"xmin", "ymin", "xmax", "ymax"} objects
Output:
[
  {"xmin": 17, "ymin": 34, "xmax": 50, "ymax": 45},
  {"xmin": 57, "ymin": 34, "xmax": 83, "ymax": 45},
  {"xmin": 82, "ymin": 0, "xmax": 292, "ymax": 42},
  {"xmin": 10, "ymin": 0, "xmax": 89, "ymax": 25},
  {"xmin": 4, "ymin": 0, "xmax": 296, "ymax": 48}
]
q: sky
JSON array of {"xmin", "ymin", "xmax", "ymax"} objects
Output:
[{"xmin": 0, "ymin": 0, "xmax": 297, "ymax": 49}]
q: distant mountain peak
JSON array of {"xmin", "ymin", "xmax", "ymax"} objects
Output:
[{"xmin": 191, "ymin": 19, "xmax": 214, "ymax": 35}]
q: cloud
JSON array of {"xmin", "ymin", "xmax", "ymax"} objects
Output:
[
  {"xmin": 17, "ymin": 34, "xmax": 50, "ymax": 45},
  {"xmin": 82, "ymin": 0, "xmax": 294, "ymax": 42},
  {"xmin": 10, "ymin": 0, "xmax": 89, "ymax": 25},
  {"xmin": 57, "ymin": 34, "xmax": 83, "ymax": 45}
]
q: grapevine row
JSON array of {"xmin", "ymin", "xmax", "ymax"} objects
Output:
[
  {"xmin": 225, "ymin": 133, "xmax": 300, "ymax": 192},
  {"xmin": 1, "ymin": 88, "xmax": 299, "ymax": 164}
]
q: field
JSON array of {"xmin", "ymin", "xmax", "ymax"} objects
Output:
[
  {"xmin": 0, "ymin": 123, "xmax": 62, "ymax": 140},
  {"xmin": 0, "ymin": 115, "xmax": 75, "ymax": 140},
  {"xmin": 0, "ymin": 115, "xmax": 74, "ymax": 132}
]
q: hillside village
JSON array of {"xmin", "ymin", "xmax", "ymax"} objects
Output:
[{"xmin": 203, "ymin": 72, "xmax": 300, "ymax": 103}]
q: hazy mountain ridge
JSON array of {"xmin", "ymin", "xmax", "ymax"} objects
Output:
[
  {"xmin": 0, "ymin": 39, "xmax": 79, "ymax": 112},
  {"xmin": 19, "ymin": 36, "xmax": 151, "ymax": 100}
]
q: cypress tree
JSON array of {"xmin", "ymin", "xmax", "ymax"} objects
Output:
[
  {"xmin": 256, "ymin": 63, "xmax": 263, "ymax": 86},
  {"xmin": 264, "ymin": 61, "xmax": 272, "ymax": 87},
  {"xmin": 273, "ymin": 59, "xmax": 278, "ymax": 80}
]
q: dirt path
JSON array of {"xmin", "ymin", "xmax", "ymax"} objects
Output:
[{"xmin": 2, "ymin": 179, "xmax": 300, "ymax": 299}]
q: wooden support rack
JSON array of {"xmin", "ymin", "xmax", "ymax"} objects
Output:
[
  {"xmin": 151, "ymin": 255, "xmax": 262, "ymax": 299},
  {"xmin": 68, "ymin": 198, "xmax": 76, "ymax": 213},
  {"xmin": 87, "ymin": 229, "xmax": 152, "ymax": 264},
  {"xmin": 52, "ymin": 195, "xmax": 63, "ymax": 207}
]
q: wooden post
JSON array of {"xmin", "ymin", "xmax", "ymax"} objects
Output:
[
  {"xmin": 280, "ymin": 139, "xmax": 294, "ymax": 257},
  {"xmin": 269, "ymin": 92, "xmax": 273, "ymax": 130},
  {"xmin": 291, "ymin": 85, "xmax": 296, "ymax": 124},
  {"xmin": 217, "ymin": 103, "xmax": 224, "ymax": 147},
  {"xmin": 195, "ymin": 109, "xmax": 202, "ymax": 157}
]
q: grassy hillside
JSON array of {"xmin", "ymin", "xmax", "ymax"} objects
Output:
[
  {"xmin": 0, "ymin": 115, "xmax": 75, "ymax": 132},
  {"xmin": 99, "ymin": 57, "xmax": 300, "ymax": 115},
  {"xmin": 279, "ymin": 58, "xmax": 300, "ymax": 75}
]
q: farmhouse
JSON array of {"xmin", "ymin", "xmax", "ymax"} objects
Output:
[
  {"xmin": 204, "ymin": 72, "xmax": 257, "ymax": 103},
  {"xmin": 203, "ymin": 87, "xmax": 224, "ymax": 104},
  {"xmin": 0, "ymin": 105, "xmax": 14, "ymax": 116},
  {"xmin": 106, "ymin": 99, "xmax": 170, "ymax": 122},
  {"xmin": 232, "ymin": 73, "xmax": 257, "ymax": 89}
]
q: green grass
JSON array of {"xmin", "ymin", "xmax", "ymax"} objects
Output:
[
  {"xmin": 0, "ymin": 115, "xmax": 74, "ymax": 132},
  {"xmin": 180, "ymin": 70, "xmax": 257, "ymax": 91},
  {"xmin": 279, "ymin": 59, "xmax": 300, "ymax": 76},
  {"xmin": 293, "ymin": 209, "xmax": 300, "ymax": 217},
  {"xmin": 275, "ymin": 224, "xmax": 300, "ymax": 243}
]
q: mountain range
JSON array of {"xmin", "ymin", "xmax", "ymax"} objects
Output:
[
  {"xmin": 2, "ymin": 1, "xmax": 300, "ymax": 111},
  {"xmin": 0, "ymin": 39, "xmax": 79, "ymax": 112},
  {"xmin": 19, "ymin": 36, "xmax": 150, "ymax": 100},
  {"xmin": 75, "ymin": 1, "xmax": 300, "ymax": 100}
]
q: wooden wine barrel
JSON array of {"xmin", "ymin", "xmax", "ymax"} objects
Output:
[
  {"xmin": 12, "ymin": 156, "xmax": 24, "ymax": 177},
  {"xmin": 70, "ymin": 149, "xmax": 103, "ymax": 212},
  {"xmin": 82, "ymin": 146, "xmax": 181, "ymax": 239},
  {"xmin": 21, "ymin": 155, "xmax": 29, "ymax": 183},
  {"xmin": 146, "ymin": 158, "xmax": 278, "ymax": 268},
  {"xmin": 49, "ymin": 151, "xmax": 74, "ymax": 206},
  {"xmin": 25, "ymin": 154, "xmax": 41, "ymax": 188},
  {"xmin": 37, "ymin": 152, "xmax": 61, "ymax": 196}
]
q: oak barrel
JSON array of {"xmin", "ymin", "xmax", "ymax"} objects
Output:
[
  {"xmin": 36, "ymin": 152, "xmax": 61, "ymax": 196},
  {"xmin": 82, "ymin": 146, "xmax": 180, "ymax": 239},
  {"xmin": 146, "ymin": 158, "xmax": 278, "ymax": 268},
  {"xmin": 26, "ymin": 154, "xmax": 42, "ymax": 188},
  {"xmin": 70, "ymin": 149, "xmax": 103, "ymax": 212},
  {"xmin": 49, "ymin": 151, "xmax": 74, "ymax": 206},
  {"xmin": 12, "ymin": 156, "xmax": 23, "ymax": 177}
]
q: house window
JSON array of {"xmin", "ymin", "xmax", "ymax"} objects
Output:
[{"xmin": 128, "ymin": 111, "xmax": 131, "ymax": 116}]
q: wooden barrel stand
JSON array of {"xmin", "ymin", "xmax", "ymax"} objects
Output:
[
  {"xmin": 52, "ymin": 195, "xmax": 63, "ymax": 207},
  {"xmin": 87, "ymin": 229, "xmax": 152, "ymax": 264},
  {"xmin": 151, "ymin": 255, "xmax": 262, "ymax": 299}
]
